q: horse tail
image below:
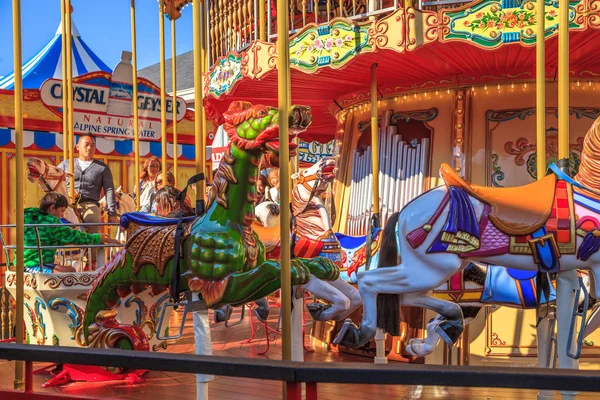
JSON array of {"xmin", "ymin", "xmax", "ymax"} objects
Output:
[{"xmin": 376, "ymin": 211, "xmax": 401, "ymax": 337}]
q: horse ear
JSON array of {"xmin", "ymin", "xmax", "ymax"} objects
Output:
[{"xmin": 291, "ymin": 172, "xmax": 300, "ymax": 180}]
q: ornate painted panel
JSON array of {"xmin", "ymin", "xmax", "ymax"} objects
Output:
[
  {"xmin": 482, "ymin": 106, "xmax": 600, "ymax": 358},
  {"xmin": 485, "ymin": 107, "xmax": 600, "ymax": 187}
]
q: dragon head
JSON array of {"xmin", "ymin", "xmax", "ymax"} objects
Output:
[
  {"xmin": 161, "ymin": 0, "xmax": 191, "ymax": 20},
  {"xmin": 222, "ymin": 101, "xmax": 312, "ymax": 168}
]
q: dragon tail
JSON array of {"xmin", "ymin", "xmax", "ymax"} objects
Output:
[{"xmin": 83, "ymin": 248, "xmax": 173, "ymax": 347}]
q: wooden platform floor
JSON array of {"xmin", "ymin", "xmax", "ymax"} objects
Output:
[{"xmin": 1, "ymin": 306, "xmax": 599, "ymax": 400}]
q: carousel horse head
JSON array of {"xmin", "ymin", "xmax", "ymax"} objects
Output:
[
  {"xmin": 291, "ymin": 156, "xmax": 337, "ymax": 198},
  {"xmin": 26, "ymin": 157, "xmax": 72, "ymax": 194},
  {"xmin": 222, "ymin": 101, "xmax": 312, "ymax": 168},
  {"xmin": 100, "ymin": 187, "xmax": 137, "ymax": 217}
]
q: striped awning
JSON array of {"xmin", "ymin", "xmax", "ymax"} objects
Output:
[{"xmin": 0, "ymin": 21, "xmax": 112, "ymax": 90}]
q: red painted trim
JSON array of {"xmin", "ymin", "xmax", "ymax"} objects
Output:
[
  {"xmin": 286, "ymin": 382, "xmax": 303, "ymax": 400},
  {"xmin": 25, "ymin": 361, "xmax": 33, "ymax": 393},
  {"xmin": 306, "ymin": 383, "xmax": 318, "ymax": 400},
  {"xmin": 0, "ymin": 390, "xmax": 105, "ymax": 400}
]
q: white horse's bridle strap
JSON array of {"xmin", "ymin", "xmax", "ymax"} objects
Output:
[{"xmin": 296, "ymin": 172, "xmax": 320, "ymax": 192}]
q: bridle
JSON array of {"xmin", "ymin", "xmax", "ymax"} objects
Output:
[
  {"xmin": 293, "ymin": 169, "xmax": 324, "ymax": 218},
  {"xmin": 31, "ymin": 165, "xmax": 68, "ymax": 193}
]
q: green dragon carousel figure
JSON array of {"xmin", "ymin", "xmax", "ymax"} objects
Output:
[{"xmin": 82, "ymin": 101, "xmax": 340, "ymax": 350}]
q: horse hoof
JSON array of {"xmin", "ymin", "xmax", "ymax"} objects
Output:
[
  {"xmin": 332, "ymin": 319, "xmax": 370, "ymax": 348},
  {"xmin": 253, "ymin": 298, "xmax": 270, "ymax": 323},
  {"xmin": 213, "ymin": 305, "xmax": 233, "ymax": 324},
  {"xmin": 306, "ymin": 303, "xmax": 332, "ymax": 321},
  {"xmin": 434, "ymin": 318, "xmax": 464, "ymax": 347}
]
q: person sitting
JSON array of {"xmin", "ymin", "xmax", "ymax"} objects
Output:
[
  {"xmin": 267, "ymin": 168, "xmax": 280, "ymax": 204},
  {"xmin": 256, "ymin": 174, "xmax": 270, "ymax": 204},
  {"xmin": 150, "ymin": 170, "xmax": 176, "ymax": 214},
  {"xmin": 23, "ymin": 192, "xmax": 119, "ymax": 274},
  {"xmin": 154, "ymin": 186, "xmax": 195, "ymax": 218},
  {"xmin": 137, "ymin": 156, "xmax": 162, "ymax": 213}
]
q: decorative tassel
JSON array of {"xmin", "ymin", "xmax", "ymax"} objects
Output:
[
  {"xmin": 406, "ymin": 193, "xmax": 450, "ymax": 249},
  {"xmin": 406, "ymin": 223, "xmax": 432, "ymax": 249},
  {"xmin": 577, "ymin": 230, "xmax": 600, "ymax": 261}
]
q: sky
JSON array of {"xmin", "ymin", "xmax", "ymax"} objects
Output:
[{"xmin": 0, "ymin": 0, "xmax": 196, "ymax": 77}]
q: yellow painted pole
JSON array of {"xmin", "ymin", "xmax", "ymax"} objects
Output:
[
  {"xmin": 172, "ymin": 19, "xmax": 178, "ymax": 187},
  {"xmin": 159, "ymin": 4, "xmax": 168, "ymax": 182},
  {"xmin": 370, "ymin": 64, "xmax": 380, "ymax": 217},
  {"xmin": 259, "ymin": 0, "xmax": 266, "ymax": 41},
  {"xmin": 193, "ymin": 0, "xmax": 206, "ymax": 213},
  {"xmin": 12, "ymin": 0, "xmax": 24, "ymax": 389},
  {"xmin": 61, "ymin": 0, "xmax": 68, "ymax": 163},
  {"xmin": 536, "ymin": 0, "xmax": 546, "ymax": 180},
  {"xmin": 276, "ymin": 0, "xmax": 292, "ymax": 364},
  {"xmin": 558, "ymin": 0, "xmax": 569, "ymax": 162},
  {"xmin": 66, "ymin": 0, "xmax": 74, "ymax": 201},
  {"xmin": 131, "ymin": 0, "xmax": 141, "ymax": 209}
]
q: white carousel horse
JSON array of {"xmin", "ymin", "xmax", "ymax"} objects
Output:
[
  {"xmin": 254, "ymin": 157, "xmax": 362, "ymax": 322},
  {"xmin": 334, "ymin": 115, "xmax": 600, "ymax": 377},
  {"xmin": 26, "ymin": 157, "xmax": 136, "ymax": 222}
]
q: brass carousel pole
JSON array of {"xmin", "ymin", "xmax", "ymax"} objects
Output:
[
  {"xmin": 556, "ymin": 0, "xmax": 579, "ymax": 377},
  {"xmin": 66, "ymin": 0, "xmax": 75, "ymax": 201},
  {"xmin": 276, "ymin": 0, "xmax": 292, "ymax": 366},
  {"xmin": 368, "ymin": 63, "xmax": 387, "ymax": 365},
  {"xmin": 259, "ymin": 0, "xmax": 266, "ymax": 41},
  {"xmin": 193, "ymin": 0, "xmax": 207, "ymax": 214},
  {"xmin": 172, "ymin": 18, "xmax": 178, "ymax": 187},
  {"xmin": 131, "ymin": 0, "xmax": 141, "ymax": 209},
  {"xmin": 11, "ymin": 0, "xmax": 24, "ymax": 389},
  {"xmin": 61, "ymin": 0, "xmax": 68, "ymax": 163},
  {"xmin": 159, "ymin": 3, "xmax": 168, "ymax": 182},
  {"xmin": 558, "ymin": 0, "xmax": 569, "ymax": 164},
  {"xmin": 536, "ymin": 0, "xmax": 546, "ymax": 178}
]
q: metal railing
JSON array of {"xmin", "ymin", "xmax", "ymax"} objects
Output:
[
  {"xmin": 0, "ymin": 222, "xmax": 123, "ymax": 273},
  {"xmin": 206, "ymin": 0, "xmax": 478, "ymax": 67},
  {"xmin": 1, "ymin": 343, "xmax": 600, "ymax": 399},
  {"xmin": 208, "ymin": 0, "xmax": 402, "ymax": 66}
]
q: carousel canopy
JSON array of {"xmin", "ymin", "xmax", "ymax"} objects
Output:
[{"xmin": 0, "ymin": 21, "xmax": 112, "ymax": 90}]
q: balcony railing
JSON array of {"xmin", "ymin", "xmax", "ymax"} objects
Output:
[{"xmin": 206, "ymin": 0, "xmax": 474, "ymax": 67}]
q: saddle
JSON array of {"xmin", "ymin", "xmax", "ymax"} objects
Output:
[
  {"xmin": 439, "ymin": 163, "xmax": 557, "ymax": 236},
  {"xmin": 252, "ymin": 221, "xmax": 281, "ymax": 253},
  {"xmin": 121, "ymin": 212, "xmax": 197, "ymax": 276}
]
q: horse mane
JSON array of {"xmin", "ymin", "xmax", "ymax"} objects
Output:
[
  {"xmin": 207, "ymin": 147, "xmax": 237, "ymax": 209},
  {"xmin": 575, "ymin": 115, "xmax": 600, "ymax": 190},
  {"xmin": 292, "ymin": 186, "xmax": 324, "ymax": 237}
]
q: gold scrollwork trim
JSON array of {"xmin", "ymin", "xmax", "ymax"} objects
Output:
[{"xmin": 44, "ymin": 273, "xmax": 97, "ymax": 289}]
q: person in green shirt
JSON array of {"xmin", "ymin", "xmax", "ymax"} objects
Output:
[{"xmin": 23, "ymin": 192, "xmax": 118, "ymax": 273}]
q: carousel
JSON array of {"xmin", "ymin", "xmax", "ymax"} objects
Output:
[{"xmin": 1, "ymin": 0, "xmax": 600, "ymax": 399}]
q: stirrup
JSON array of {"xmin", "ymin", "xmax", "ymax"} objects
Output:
[
  {"xmin": 567, "ymin": 275, "xmax": 589, "ymax": 359},
  {"xmin": 156, "ymin": 292, "xmax": 207, "ymax": 340},
  {"xmin": 544, "ymin": 313, "xmax": 558, "ymax": 369},
  {"xmin": 225, "ymin": 304, "xmax": 246, "ymax": 327}
]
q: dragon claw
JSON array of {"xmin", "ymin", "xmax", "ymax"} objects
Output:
[{"xmin": 306, "ymin": 302, "xmax": 333, "ymax": 321}]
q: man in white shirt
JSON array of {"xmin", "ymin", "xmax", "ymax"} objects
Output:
[{"xmin": 59, "ymin": 133, "xmax": 119, "ymax": 234}]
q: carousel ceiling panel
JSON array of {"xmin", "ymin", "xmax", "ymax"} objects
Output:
[{"xmin": 206, "ymin": 28, "xmax": 600, "ymax": 142}]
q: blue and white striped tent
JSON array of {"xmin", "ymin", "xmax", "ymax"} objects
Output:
[{"xmin": 0, "ymin": 21, "xmax": 112, "ymax": 90}]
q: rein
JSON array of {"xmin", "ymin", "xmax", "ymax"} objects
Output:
[{"xmin": 37, "ymin": 170, "xmax": 68, "ymax": 193}]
